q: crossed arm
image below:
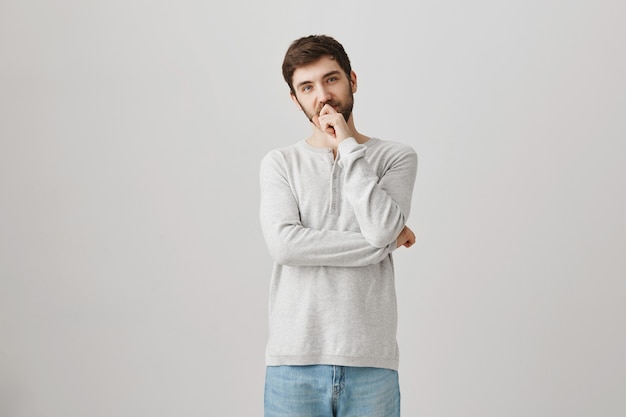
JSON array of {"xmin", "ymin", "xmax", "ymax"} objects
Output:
[{"xmin": 259, "ymin": 142, "xmax": 417, "ymax": 267}]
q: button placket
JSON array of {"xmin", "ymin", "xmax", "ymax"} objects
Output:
[{"xmin": 328, "ymin": 150, "xmax": 339, "ymax": 213}]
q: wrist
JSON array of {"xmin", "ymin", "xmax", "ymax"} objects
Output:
[{"xmin": 337, "ymin": 136, "xmax": 358, "ymax": 152}]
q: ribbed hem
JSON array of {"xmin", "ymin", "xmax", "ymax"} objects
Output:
[{"xmin": 266, "ymin": 353, "xmax": 399, "ymax": 371}]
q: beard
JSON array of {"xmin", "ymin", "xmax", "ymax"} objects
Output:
[{"xmin": 298, "ymin": 89, "xmax": 354, "ymax": 126}]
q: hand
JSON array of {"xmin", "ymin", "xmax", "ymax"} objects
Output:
[
  {"xmin": 313, "ymin": 104, "xmax": 354, "ymax": 144},
  {"xmin": 396, "ymin": 225, "xmax": 415, "ymax": 248}
]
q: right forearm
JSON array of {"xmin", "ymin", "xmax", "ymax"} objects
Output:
[{"xmin": 261, "ymin": 222, "xmax": 394, "ymax": 267}]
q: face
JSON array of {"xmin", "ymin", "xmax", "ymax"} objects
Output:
[{"xmin": 290, "ymin": 56, "xmax": 357, "ymax": 124}]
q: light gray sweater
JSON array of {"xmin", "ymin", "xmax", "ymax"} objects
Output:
[{"xmin": 259, "ymin": 136, "xmax": 417, "ymax": 370}]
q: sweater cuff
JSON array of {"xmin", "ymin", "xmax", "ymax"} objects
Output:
[
  {"xmin": 337, "ymin": 137, "xmax": 366, "ymax": 167},
  {"xmin": 338, "ymin": 137, "xmax": 359, "ymax": 153}
]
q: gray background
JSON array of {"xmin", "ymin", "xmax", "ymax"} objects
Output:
[{"xmin": 1, "ymin": 0, "xmax": 624, "ymax": 416}]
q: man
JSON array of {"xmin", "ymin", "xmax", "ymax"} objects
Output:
[{"xmin": 259, "ymin": 35, "xmax": 417, "ymax": 417}]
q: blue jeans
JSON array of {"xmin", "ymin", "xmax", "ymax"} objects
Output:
[{"xmin": 264, "ymin": 365, "xmax": 400, "ymax": 417}]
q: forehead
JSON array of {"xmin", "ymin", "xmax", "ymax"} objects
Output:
[{"xmin": 292, "ymin": 56, "xmax": 344, "ymax": 84}]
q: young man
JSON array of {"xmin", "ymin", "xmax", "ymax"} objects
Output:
[{"xmin": 259, "ymin": 35, "xmax": 418, "ymax": 416}]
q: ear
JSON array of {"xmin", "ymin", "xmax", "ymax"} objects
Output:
[
  {"xmin": 290, "ymin": 92, "xmax": 303, "ymax": 110},
  {"xmin": 350, "ymin": 71, "xmax": 357, "ymax": 93}
]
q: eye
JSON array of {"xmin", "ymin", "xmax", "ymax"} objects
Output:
[
  {"xmin": 327, "ymin": 76, "xmax": 338, "ymax": 83},
  {"xmin": 301, "ymin": 84, "xmax": 312, "ymax": 93}
]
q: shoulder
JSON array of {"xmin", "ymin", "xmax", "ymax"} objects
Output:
[
  {"xmin": 262, "ymin": 142, "xmax": 298, "ymax": 162},
  {"xmin": 260, "ymin": 142, "xmax": 306, "ymax": 174},
  {"xmin": 367, "ymin": 138, "xmax": 417, "ymax": 164},
  {"xmin": 371, "ymin": 137, "xmax": 416, "ymax": 152}
]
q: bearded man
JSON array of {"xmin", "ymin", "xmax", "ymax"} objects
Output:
[{"xmin": 260, "ymin": 34, "xmax": 418, "ymax": 417}]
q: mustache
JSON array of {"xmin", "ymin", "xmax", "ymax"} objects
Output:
[
  {"xmin": 315, "ymin": 101, "xmax": 340, "ymax": 115},
  {"xmin": 307, "ymin": 101, "xmax": 340, "ymax": 124}
]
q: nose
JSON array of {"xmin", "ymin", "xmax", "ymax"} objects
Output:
[{"xmin": 316, "ymin": 84, "xmax": 332, "ymax": 105}]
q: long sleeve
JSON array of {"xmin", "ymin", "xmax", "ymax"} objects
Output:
[
  {"xmin": 338, "ymin": 138, "xmax": 418, "ymax": 248},
  {"xmin": 259, "ymin": 150, "xmax": 394, "ymax": 267},
  {"xmin": 261, "ymin": 137, "xmax": 417, "ymax": 370}
]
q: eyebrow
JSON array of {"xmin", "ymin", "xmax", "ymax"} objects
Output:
[{"xmin": 295, "ymin": 70, "xmax": 342, "ymax": 89}]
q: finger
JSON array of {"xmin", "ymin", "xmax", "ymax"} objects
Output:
[
  {"xmin": 319, "ymin": 103, "xmax": 337, "ymax": 116},
  {"xmin": 318, "ymin": 115, "xmax": 338, "ymax": 137}
]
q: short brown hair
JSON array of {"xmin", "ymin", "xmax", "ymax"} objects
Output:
[{"xmin": 282, "ymin": 35, "xmax": 352, "ymax": 94}]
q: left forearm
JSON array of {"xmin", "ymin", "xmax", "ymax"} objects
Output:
[{"xmin": 338, "ymin": 138, "xmax": 418, "ymax": 248}]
